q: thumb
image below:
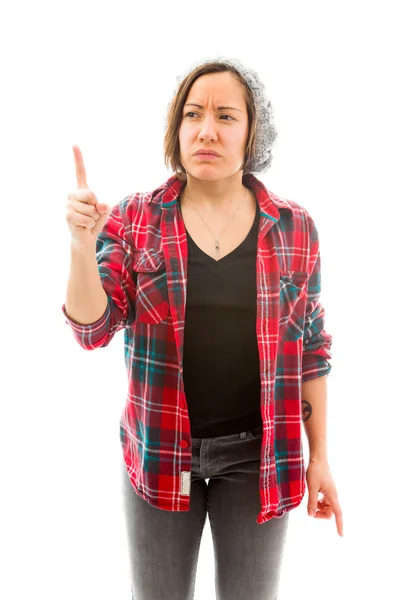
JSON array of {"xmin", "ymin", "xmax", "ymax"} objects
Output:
[
  {"xmin": 97, "ymin": 203, "xmax": 111, "ymax": 216},
  {"xmin": 307, "ymin": 490, "xmax": 317, "ymax": 516},
  {"xmin": 93, "ymin": 205, "xmax": 111, "ymax": 235}
]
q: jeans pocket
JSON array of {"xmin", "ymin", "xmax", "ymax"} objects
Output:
[{"xmin": 246, "ymin": 423, "xmax": 264, "ymax": 440}]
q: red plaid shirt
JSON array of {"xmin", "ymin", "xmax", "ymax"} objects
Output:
[{"xmin": 62, "ymin": 173, "xmax": 332, "ymax": 524}]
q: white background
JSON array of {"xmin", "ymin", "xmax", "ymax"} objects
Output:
[{"xmin": 1, "ymin": 0, "xmax": 399, "ymax": 598}]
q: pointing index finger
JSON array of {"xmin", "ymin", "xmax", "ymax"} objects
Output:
[
  {"xmin": 331, "ymin": 496, "xmax": 344, "ymax": 537},
  {"xmin": 72, "ymin": 145, "xmax": 88, "ymax": 189}
]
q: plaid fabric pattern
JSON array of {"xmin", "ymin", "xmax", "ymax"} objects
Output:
[{"xmin": 62, "ymin": 173, "xmax": 332, "ymax": 524}]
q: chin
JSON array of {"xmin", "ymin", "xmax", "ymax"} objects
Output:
[
  {"xmin": 189, "ymin": 162, "xmax": 231, "ymax": 177},
  {"xmin": 189, "ymin": 172, "xmax": 223, "ymax": 182}
]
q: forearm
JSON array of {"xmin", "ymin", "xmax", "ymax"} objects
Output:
[
  {"xmin": 301, "ymin": 374, "xmax": 328, "ymax": 462},
  {"xmin": 65, "ymin": 244, "xmax": 108, "ymax": 325}
]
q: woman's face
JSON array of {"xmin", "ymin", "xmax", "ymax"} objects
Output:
[{"xmin": 178, "ymin": 71, "xmax": 249, "ymax": 181}]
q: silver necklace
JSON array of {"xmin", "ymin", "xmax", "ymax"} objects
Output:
[{"xmin": 183, "ymin": 186, "xmax": 247, "ymax": 259}]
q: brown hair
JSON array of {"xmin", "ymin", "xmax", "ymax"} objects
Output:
[{"xmin": 163, "ymin": 62, "xmax": 257, "ymax": 182}]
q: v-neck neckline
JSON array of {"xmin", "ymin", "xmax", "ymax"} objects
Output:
[{"xmin": 180, "ymin": 199, "xmax": 260, "ymax": 264}]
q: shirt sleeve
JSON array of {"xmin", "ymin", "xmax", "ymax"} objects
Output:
[
  {"xmin": 61, "ymin": 198, "xmax": 137, "ymax": 350},
  {"xmin": 302, "ymin": 216, "xmax": 333, "ymax": 382}
]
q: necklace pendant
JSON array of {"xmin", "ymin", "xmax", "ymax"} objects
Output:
[{"xmin": 215, "ymin": 239, "xmax": 219, "ymax": 259}]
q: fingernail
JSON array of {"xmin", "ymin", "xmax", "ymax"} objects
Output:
[{"xmin": 308, "ymin": 509, "xmax": 315, "ymax": 517}]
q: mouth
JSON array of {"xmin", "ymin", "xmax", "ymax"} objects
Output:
[{"xmin": 194, "ymin": 152, "xmax": 221, "ymax": 159}]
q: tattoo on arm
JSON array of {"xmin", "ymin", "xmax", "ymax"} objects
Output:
[{"xmin": 302, "ymin": 400, "xmax": 312, "ymax": 422}]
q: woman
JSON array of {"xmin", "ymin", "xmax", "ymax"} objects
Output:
[{"xmin": 63, "ymin": 56, "xmax": 342, "ymax": 600}]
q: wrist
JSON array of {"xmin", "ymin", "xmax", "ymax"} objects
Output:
[{"xmin": 309, "ymin": 453, "xmax": 328, "ymax": 463}]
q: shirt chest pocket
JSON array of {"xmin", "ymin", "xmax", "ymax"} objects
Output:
[
  {"xmin": 279, "ymin": 270, "xmax": 308, "ymax": 341},
  {"xmin": 133, "ymin": 248, "xmax": 170, "ymax": 324}
]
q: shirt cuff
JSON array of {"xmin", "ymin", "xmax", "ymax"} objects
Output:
[
  {"xmin": 61, "ymin": 301, "xmax": 111, "ymax": 349},
  {"xmin": 302, "ymin": 353, "xmax": 332, "ymax": 382}
]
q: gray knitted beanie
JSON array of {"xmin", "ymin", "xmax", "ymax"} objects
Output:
[{"xmin": 164, "ymin": 55, "xmax": 277, "ymax": 175}]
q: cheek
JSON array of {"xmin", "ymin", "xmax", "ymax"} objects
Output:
[
  {"xmin": 178, "ymin": 127, "xmax": 191, "ymax": 150},
  {"xmin": 225, "ymin": 129, "xmax": 246, "ymax": 147}
]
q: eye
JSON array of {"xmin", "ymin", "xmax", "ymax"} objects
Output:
[{"xmin": 184, "ymin": 112, "xmax": 234, "ymax": 121}]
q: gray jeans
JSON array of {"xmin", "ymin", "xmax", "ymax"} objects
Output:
[{"xmin": 120, "ymin": 424, "xmax": 290, "ymax": 600}]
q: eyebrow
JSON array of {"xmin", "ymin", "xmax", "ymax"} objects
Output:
[{"xmin": 183, "ymin": 103, "xmax": 242, "ymax": 112}]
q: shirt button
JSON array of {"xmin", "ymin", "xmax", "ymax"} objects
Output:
[{"xmin": 180, "ymin": 440, "xmax": 189, "ymax": 449}]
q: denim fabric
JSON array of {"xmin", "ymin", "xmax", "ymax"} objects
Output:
[{"xmin": 121, "ymin": 424, "xmax": 290, "ymax": 600}]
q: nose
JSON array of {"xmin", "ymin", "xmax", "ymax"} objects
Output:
[{"xmin": 198, "ymin": 114, "xmax": 218, "ymax": 141}]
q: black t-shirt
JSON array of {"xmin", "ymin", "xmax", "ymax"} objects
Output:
[{"xmin": 179, "ymin": 198, "xmax": 263, "ymax": 438}]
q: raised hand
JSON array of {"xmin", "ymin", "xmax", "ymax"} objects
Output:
[{"xmin": 66, "ymin": 145, "xmax": 111, "ymax": 250}]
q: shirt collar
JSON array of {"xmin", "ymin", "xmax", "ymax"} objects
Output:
[{"xmin": 147, "ymin": 173, "xmax": 294, "ymax": 223}]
